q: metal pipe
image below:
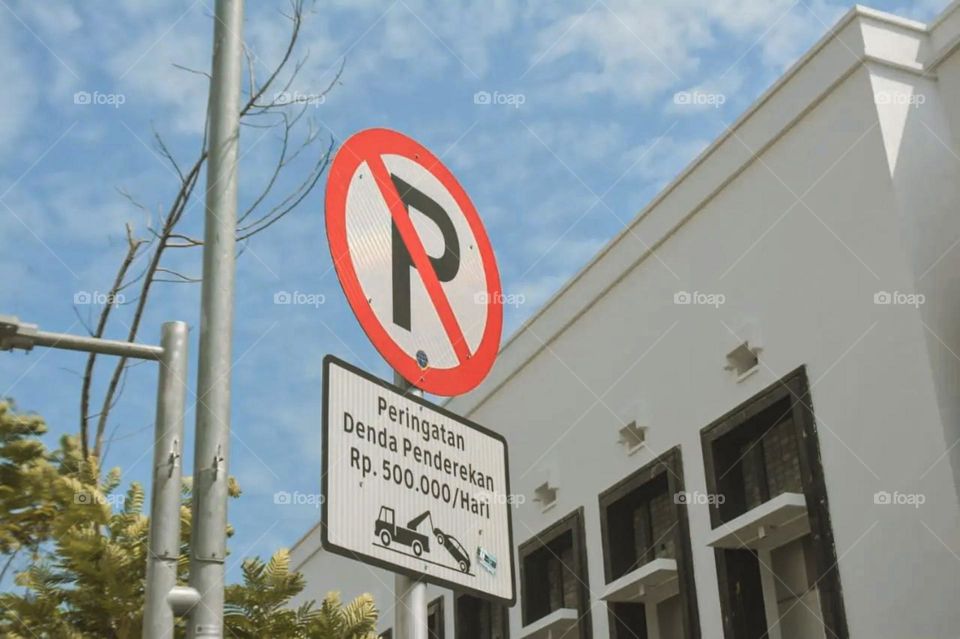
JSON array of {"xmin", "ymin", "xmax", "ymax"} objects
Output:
[
  {"xmin": 393, "ymin": 371, "xmax": 429, "ymax": 639},
  {"xmin": 144, "ymin": 322, "xmax": 190, "ymax": 639},
  {"xmin": 187, "ymin": 0, "xmax": 244, "ymax": 636},
  {"xmin": 0, "ymin": 314, "xmax": 188, "ymax": 635},
  {"xmin": 33, "ymin": 330, "xmax": 163, "ymax": 360}
]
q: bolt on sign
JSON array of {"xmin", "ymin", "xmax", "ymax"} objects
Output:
[
  {"xmin": 321, "ymin": 356, "xmax": 515, "ymax": 603},
  {"xmin": 324, "ymin": 128, "xmax": 503, "ymax": 396}
]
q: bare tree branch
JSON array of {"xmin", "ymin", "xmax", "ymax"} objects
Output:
[
  {"xmin": 155, "ymin": 268, "xmax": 202, "ymax": 283},
  {"xmin": 84, "ymin": 0, "xmax": 339, "ymax": 461},
  {"xmin": 71, "ymin": 305, "xmax": 94, "ymax": 336},
  {"xmin": 153, "ymin": 129, "xmax": 185, "ymax": 182},
  {"xmin": 92, "ymin": 157, "xmax": 203, "ymax": 460},
  {"xmin": 79, "ymin": 223, "xmax": 145, "ymax": 459},
  {"xmin": 172, "ymin": 62, "xmax": 212, "ymax": 80}
]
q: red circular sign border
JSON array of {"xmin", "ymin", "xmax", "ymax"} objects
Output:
[{"xmin": 325, "ymin": 127, "xmax": 503, "ymax": 396}]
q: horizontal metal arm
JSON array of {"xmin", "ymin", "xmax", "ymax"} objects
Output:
[{"xmin": 0, "ymin": 315, "xmax": 163, "ymax": 360}]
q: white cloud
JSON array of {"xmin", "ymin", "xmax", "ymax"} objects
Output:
[
  {"xmin": 894, "ymin": 0, "xmax": 951, "ymax": 21},
  {"xmin": 751, "ymin": 1, "xmax": 847, "ymax": 72},
  {"xmin": 0, "ymin": 19, "xmax": 40, "ymax": 152},
  {"xmin": 13, "ymin": 3, "xmax": 82, "ymax": 37},
  {"xmin": 527, "ymin": 0, "xmax": 852, "ymax": 106},
  {"xmin": 513, "ymin": 273, "xmax": 569, "ymax": 313},
  {"xmin": 105, "ymin": 9, "xmax": 211, "ymax": 135},
  {"xmin": 666, "ymin": 70, "xmax": 744, "ymax": 115}
]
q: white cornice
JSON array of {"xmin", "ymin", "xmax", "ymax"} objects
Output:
[{"xmin": 445, "ymin": 5, "xmax": 945, "ymax": 419}]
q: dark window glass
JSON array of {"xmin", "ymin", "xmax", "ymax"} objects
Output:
[
  {"xmin": 456, "ymin": 594, "xmax": 508, "ymax": 639},
  {"xmin": 713, "ymin": 400, "xmax": 803, "ymax": 523},
  {"xmin": 519, "ymin": 509, "xmax": 590, "ymax": 638},
  {"xmin": 606, "ymin": 473, "xmax": 677, "ymax": 580}
]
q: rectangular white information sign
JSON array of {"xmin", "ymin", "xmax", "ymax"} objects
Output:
[{"xmin": 321, "ymin": 355, "xmax": 515, "ymax": 603}]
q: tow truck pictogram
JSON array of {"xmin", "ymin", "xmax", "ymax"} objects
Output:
[{"xmin": 374, "ymin": 506, "xmax": 472, "ymax": 573}]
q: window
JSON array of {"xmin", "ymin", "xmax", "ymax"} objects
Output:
[
  {"xmin": 455, "ymin": 593, "xmax": 508, "ymax": 639},
  {"xmin": 598, "ymin": 448, "xmax": 701, "ymax": 639},
  {"xmin": 518, "ymin": 508, "xmax": 591, "ymax": 638},
  {"xmin": 605, "ymin": 472, "xmax": 676, "ymax": 576},
  {"xmin": 709, "ymin": 402, "xmax": 803, "ymax": 525},
  {"xmin": 701, "ymin": 367, "xmax": 848, "ymax": 639},
  {"xmin": 429, "ymin": 597, "xmax": 445, "ymax": 639}
]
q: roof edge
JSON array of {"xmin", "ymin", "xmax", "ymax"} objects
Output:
[{"xmin": 445, "ymin": 4, "xmax": 927, "ymax": 417}]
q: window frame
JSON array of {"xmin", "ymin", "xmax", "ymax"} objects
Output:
[
  {"xmin": 428, "ymin": 595, "xmax": 445, "ymax": 639},
  {"xmin": 517, "ymin": 507, "xmax": 591, "ymax": 639},
  {"xmin": 597, "ymin": 446, "xmax": 701, "ymax": 639},
  {"xmin": 700, "ymin": 366, "xmax": 848, "ymax": 639}
]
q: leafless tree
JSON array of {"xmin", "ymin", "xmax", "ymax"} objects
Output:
[{"xmin": 77, "ymin": 0, "xmax": 341, "ymax": 462}]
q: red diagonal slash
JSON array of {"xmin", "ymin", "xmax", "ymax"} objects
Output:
[{"xmin": 366, "ymin": 152, "xmax": 471, "ymax": 364}]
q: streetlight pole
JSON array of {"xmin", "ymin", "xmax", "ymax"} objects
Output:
[
  {"xmin": 0, "ymin": 315, "xmax": 193, "ymax": 639},
  {"xmin": 186, "ymin": 0, "xmax": 244, "ymax": 637},
  {"xmin": 393, "ymin": 371, "xmax": 428, "ymax": 639},
  {"xmin": 143, "ymin": 322, "xmax": 191, "ymax": 638}
]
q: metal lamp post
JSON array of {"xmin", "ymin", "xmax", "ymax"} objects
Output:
[{"xmin": 0, "ymin": 315, "xmax": 196, "ymax": 638}]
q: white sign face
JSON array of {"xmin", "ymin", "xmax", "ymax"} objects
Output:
[
  {"xmin": 344, "ymin": 154, "xmax": 487, "ymax": 370},
  {"xmin": 325, "ymin": 128, "xmax": 503, "ymax": 397},
  {"xmin": 321, "ymin": 355, "xmax": 515, "ymax": 603}
]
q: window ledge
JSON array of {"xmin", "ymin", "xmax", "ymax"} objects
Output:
[
  {"xmin": 707, "ymin": 492, "xmax": 809, "ymax": 550},
  {"xmin": 520, "ymin": 607, "xmax": 579, "ymax": 639},
  {"xmin": 600, "ymin": 557, "xmax": 679, "ymax": 604}
]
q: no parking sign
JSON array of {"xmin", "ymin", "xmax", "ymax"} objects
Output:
[{"xmin": 325, "ymin": 128, "xmax": 503, "ymax": 395}]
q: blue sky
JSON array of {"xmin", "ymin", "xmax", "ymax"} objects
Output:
[{"xmin": 0, "ymin": 0, "xmax": 949, "ymax": 584}]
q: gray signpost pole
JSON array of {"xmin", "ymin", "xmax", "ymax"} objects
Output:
[
  {"xmin": 392, "ymin": 371, "xmax": 429, "ymax": 639},
  {"xmin": 144, "ymin": 321, "xmax": 190, "ymax": 639},
  {"xmin": 0, "ymin": 316, "xmax": 192, "ymax": 639},
  {"xmin": 186, "ymin": 0, "xmax": 244, "ymax": 636}
]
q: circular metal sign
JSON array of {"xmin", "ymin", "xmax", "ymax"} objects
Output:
[{"xmin": 325, "ymin": 128, "xmax": 502, "ymax": 396}]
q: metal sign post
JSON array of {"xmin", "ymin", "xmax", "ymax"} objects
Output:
[
  {"xmin": 186, "ymin": 0, "xmax": 244, "ymax": 637},
  {"xmin": 393, "ymin": 371, "xmax": 428, "ymax": 639},
  {"xmin": 0, "ymin": 316, "xmax": 193, "ymax": 639}
]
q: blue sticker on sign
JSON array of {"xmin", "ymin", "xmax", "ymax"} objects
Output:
[
  {"xmin": 416, "ymin": 350, "xmax": 429, "ymax": 369},
  {"xmin": 477, "ymin": 547, "xmax": 497, "ymax": 575}
]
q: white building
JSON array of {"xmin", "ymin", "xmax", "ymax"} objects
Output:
[{"xmin": 292, "ymin": 3, "xmax": 960, "ymax": 637}]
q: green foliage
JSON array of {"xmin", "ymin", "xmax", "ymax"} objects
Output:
[
  {"xmin": 0, "ymin": 401, "xmax": 58, "ymax": 557},
  {"xmin": 225, "ymin": 552, "xmax": 379, "ymax": 639},
  {"xmin": 0, "ymin": 401, "xmax": 380, "ymax": 638}
]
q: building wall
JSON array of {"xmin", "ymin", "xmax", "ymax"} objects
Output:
[
  {"xmin": 292, "ymin": 5, "xmax": 960, "ymax": 639},
  {"xmin": 901, "ymin": 40, "xmax": 960, "ymax": 502},
  {"xmin": 457, "ymin": 61, "xmax": 958, "ymax": 638}
]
